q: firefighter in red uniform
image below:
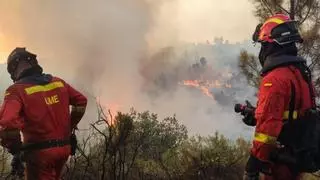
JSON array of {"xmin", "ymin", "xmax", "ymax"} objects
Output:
[
  {"xmin": 239, "ymin": 14, "xmax": 319, "ymax": 179},
  {"xmin": 0, "ymin": 47, "xmax": 87, "ymax": 179}
]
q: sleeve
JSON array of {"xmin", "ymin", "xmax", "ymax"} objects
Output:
[
  {"xmin": 64, "ymin": 81, "xmax": 87, "ymax": 129},
  {"xmin": 251, "ymin": 74, "xmax": 290, "ymax": 162},
  {"xmin": 66, "ymin": 83, "xmax": 87, "ymax": 107},
  {"xmin": 0, "ymin": 86, "xmax": 23, "ymax": 152}
]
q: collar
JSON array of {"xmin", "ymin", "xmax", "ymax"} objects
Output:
[{"xmin": 261, "ymin": 55, "xmax": 306, "ymax": 75}]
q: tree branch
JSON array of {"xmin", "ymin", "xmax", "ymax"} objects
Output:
[
  {"xmin": 290, "ymin": 0, "xmax": 296, "ymax": 19},
  {"xmin": 299, "ymin": 0, "xmax": 313, "ymax": 24},
  {"xmin": 260, "ymin": 0, "xmax": 275, "ymax": 15}
]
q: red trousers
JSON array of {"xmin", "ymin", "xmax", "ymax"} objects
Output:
[
  {"xmin": 262, "ymin": 164, "xmax": 301, "ymax": 180},
  {"xmin": 24, "ymin": 146, "xmax": 70, "ymax": 180}
]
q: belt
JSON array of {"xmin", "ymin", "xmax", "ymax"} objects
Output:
[{"xmin": 21, "ymin": 139, "xmax": 70, "ymax": 151}]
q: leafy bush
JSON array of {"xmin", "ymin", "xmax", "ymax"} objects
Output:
[{"xmin": 61, "ymin": 107, "xmax": 250, "ymax": 180}]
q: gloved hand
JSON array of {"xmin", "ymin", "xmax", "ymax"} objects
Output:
[
  {"xmin": 244, "ymin": 154, "xmax": 272, "ymax": 179},
  {"xmin": 242, "ymin": 100, "xmax": 256, "ymax": 126},
  {"xmin": 8, "ymin": 141, "xmax": 22, "ymax": 155},
  {"xmin": 243, "ymin": 171, "xmax": 259, "ymax": 180},
  {"xmin": 70, "ymin": 133, "xmax": 78, "ymax": 156},
  {"xmin": 10, "ymin": 152, "xmax": 25, "ymax": 178}
]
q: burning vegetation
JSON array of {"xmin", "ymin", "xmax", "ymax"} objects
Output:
[
  {"xmin": 179, "ymin": 79, "xmax": 232, "ymax": 99},
  {"xmin": 140, "ymin": 46, "xmax": 236, "ymax": 105}
]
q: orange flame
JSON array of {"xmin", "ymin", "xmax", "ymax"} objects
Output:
[
  {"xmin": 98, "ymin": 102, "xmax": 122, "ymax": 126},
  {"xmin": 179, "ymin": 79, "xmax": 231, "ymax": 98},
  {"xmin": 107, "ymin": 103, "xmax": 121, "ymax": 117}
]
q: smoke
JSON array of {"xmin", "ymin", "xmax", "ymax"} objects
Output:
[{"xmin": 0, "ymin": 0, "xmax": 258, "ymax": 137}]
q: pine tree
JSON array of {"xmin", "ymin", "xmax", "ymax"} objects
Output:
[{"xmin": 239, "ymin": 0, "xmax": 320, "ymax": 94}]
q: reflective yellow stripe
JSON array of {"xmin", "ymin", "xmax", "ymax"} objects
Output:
[
  {"xmin": 259, "ymin": 18, "xmax": 285, "ymax": 40},
  {"xmin": 263, "ymin": 18, "xmax": 284, "ymax": 26},
  {"xmin": 264, "ymin": 83, "xmax": 272, "ymax": 87},
  {"xmin": 24, "ymin": 81, "xmax": 64, "ymax": 95},
  {"xmin": 254, "ymin": 132, "xmax": 277, "ymax": 145},
  {"xmin": 283, "ymin": 110, "xmax": 298, "ymax": 120}
]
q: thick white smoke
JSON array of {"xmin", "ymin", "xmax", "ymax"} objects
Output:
[{"xmin": 0, "ymin": 0, "xmax": 258, "ymax": 137}]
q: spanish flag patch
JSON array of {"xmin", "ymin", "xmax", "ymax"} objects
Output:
[{"xmin": 264, "ymin": 83, "xmax": 272, "ymax": 87}]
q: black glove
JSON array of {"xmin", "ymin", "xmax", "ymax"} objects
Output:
[
  {"xmin": 10, "ymin": 152, "xmax": 25, "ymax": 178},
  {"xmin": 8, "ymin": 143, "xmax": 22, "ymax": 155},
  {"xmin": 244, "ymin": 154, "xmax": 272, "ymax": 178},
  {"xmin": 70, "ymin": 133, "xmax": 78, "ymax": 156},
  {"xmin": 243, "ymin": 171, "xmax": 259, "ymax": 180},
  {"xmin": 242, "ymin": 100, "xmax": 256, "ymax": 126}
]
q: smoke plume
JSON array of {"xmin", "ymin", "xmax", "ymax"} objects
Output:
[{"xmin": 0, "ymin": 0, "xmax": 258, "ymax": 137}]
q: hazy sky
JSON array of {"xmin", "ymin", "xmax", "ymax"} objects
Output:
[
  {"xmin": 0, "ymin": 0, "xmax": 258, "ymax": 62},
  {"xmin": 175, "ymin": 0, "xmax": 258, "ymax": 42}
]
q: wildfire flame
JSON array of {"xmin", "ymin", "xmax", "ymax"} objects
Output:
[
  {"xmin": 98, "ymin": 102, "xmax": 122, "ymax": 126},
  {"xmin": 179, "ymin": 80, "xmax": 232, "ymax": 98},
  {"xmin": 107, "ymin": 103, "xmax": 122, "ymax": 117}
]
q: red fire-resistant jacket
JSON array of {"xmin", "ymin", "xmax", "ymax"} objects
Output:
[
  {"xmin": 0, "ymin": 74, "xmax": 87, "ymax": 148},
  {"xmin": 252, "ymin": 61, "xmax": 314, "ymax": 162}
]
